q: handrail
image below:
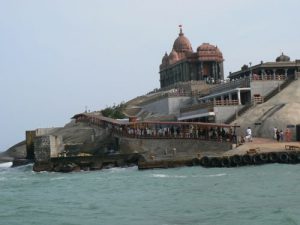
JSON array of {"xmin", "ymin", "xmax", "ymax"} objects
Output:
[{"xmin": 197, "ymin": 78, "xmax": 250, "ymax": 97}]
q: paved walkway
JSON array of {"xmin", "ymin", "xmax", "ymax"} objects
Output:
[{"xmin": 224, "ymin": 138, "xmax": 300, "ymax": 156}]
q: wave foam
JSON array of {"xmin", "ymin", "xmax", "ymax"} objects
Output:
[
  {"xmin": 151, "ymin": 174, "xmax": 187, "ymax": 178},
  {"xmin": 0, "ymin": 162, "xmax": 12, "ymax": 168},
  {"xmin": 206, "ymin": 173, "xmax": 227, "ymax": 177}
]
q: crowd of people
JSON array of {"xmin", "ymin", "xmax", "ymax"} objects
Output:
[
  {"xmin": 242, "ymin": 126, "xmax": 293, "ymax": 143},
  {"xmin": 112, "ymin": 124, "xmax": 235, "ymax": 142},
  {"xmin": 273, "ymin": 127, "xmax": 292, "ymax": 142}
]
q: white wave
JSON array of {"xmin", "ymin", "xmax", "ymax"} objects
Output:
[
  {"xmin": 151, "ymin": 174, "xmax": 187, "ymax": 178},
  {"xmin": 106, "ymin": 166, "xmax": 138, "ymax": 173},
  {"xmin": 206, "ymin": 173, "xmax": 227, "ymax": 177},
  {"xmin": 0, "ymin": 162, "xmax": 12, "ymax": 168},
  {"xmin": 152, "ymin": 174, "xmax": 168, "ymax": 178},
  {"xmin": 50, "ymin": 177, "xmax": 66, "ymax": 181}
]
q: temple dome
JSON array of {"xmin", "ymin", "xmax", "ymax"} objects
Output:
[
  {"xmin": 172, "ymin": 28, "xmax": 193, "ymax": 53},
  {"xmin": 161, "ymin": 52, "xmax": 169, "ymax": 65},
  {"xmin": 168, "ymin": 49, "xmax": 179, "ymax": 64},
  {"xmin": 197, "ymin": 43, "xmax": 223, "ymax": 62},
  {"xmin": 276, "ymin": 53, "xmax": 290, "ymax": 62},
  {"xmin": 160, "ymin": 52, "xmax": 169, "ymax": 70}
]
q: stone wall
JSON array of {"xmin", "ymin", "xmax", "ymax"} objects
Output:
[
  {"xmin": 251, "ymin": 80, "xmax": 284, "ymax": 97},
  {"xmin": 26, "ymin": 130, "xmax": 36, "ymax": 159},
  {"xmin": 118, "ymin": 137, "xmax": 232, "ymax": 159},
  {"xmin": 34, "ymin": 135, "xmax": 64, "ymax": 162},
  {"xmin": 36, "ymin": 127, "xmax": 62, "ymax": 136},
  {"xmin": 214, "ymin": 105, "xmax": 244, "ymax": 123},
  {"xmin": 34, "ymin": 136, "xmax": 51, "ymax": 161},
  {"xmin": 142, "ymin": 96, "xmax": 191, "ymax": 115}
]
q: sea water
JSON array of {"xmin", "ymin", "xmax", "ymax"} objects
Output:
[{"xmin": 0, "ymin": 163, "xmax": 300, "ymax": 225}]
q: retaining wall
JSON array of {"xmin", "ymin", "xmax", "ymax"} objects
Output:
[{"xmin": 118, "ymin": 137, "xmax": 232, "ymax": 159}]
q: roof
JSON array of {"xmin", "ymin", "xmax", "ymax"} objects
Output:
[
  {"xmin": 72, "ymin": 113, "xmax": 234, "ymax": 128},
  {"xmin": 229, "ymin": 60, "xmax": 299, "ymax": 78}
]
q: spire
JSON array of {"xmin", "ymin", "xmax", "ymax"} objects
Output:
[{"xmin": 179, "ymin": 24, "xmax": 183, "ymax": 36}]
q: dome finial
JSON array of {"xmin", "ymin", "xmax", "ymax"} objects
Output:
[{"xmin": 179, "ymin": 24, "xmax": 183, "ymax": 36}]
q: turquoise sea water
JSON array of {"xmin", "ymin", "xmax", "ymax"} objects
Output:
[{"xmin": 0, "ymin": 163, "xmax": 300, "ymax": 225}]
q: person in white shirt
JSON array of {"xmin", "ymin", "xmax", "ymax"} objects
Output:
[{"xmin": 246, "ymin": 127, "xmax": 252, "ymax": 142}]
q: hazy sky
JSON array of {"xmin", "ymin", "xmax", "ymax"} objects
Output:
[{"xmin": 0, "ymin": 0, "xmax": 299, "ymax": 151}]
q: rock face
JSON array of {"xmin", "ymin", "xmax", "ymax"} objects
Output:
[
  {"xmin": 0, "ymin": 141, "xmax": 26, "ymax": 162},
  {"xmin": 233, "ymin": 78, "xmax": 300, "ymax": 140}
]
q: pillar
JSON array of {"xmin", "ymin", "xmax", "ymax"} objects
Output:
[
  {"xmin": 237, "ymin": 90, "xmax": 241, "ymax": 105},
  {"xmin": 261, "ymin": 69, "xmax": 265, "ymax": 80},
  {"xmin": 284, "ymin": 69, "xmax": 288, "ymax": 79},
  {"xmin": 273, "ymin": 69, "xmax": 276, "ymax": 80},
  {"xmin": 200, "ymin": 62, "xmax": 203, "ymax": 80},
  {"xmin": 213, "ymin": 62, "xmax": 217, "ymax": 82}
]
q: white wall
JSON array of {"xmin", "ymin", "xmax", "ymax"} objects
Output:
[
  {"xmin": 49, "ymin": 135, "xmax": 64, "ymax": 158},
  {"xmin": 142, "ymin": 96, "xmax": 191, "ymax": 115},
  {"xmin": 214, "ymin": 105, "xmax": 244, "ymax": 123},
  {"xmin": 250, "ymin": 80, "xmax": 284, "ymax": 97}
]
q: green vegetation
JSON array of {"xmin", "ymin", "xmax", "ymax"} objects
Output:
[{"xmin": 101, "ymin": 103, "xmax": 126, "ymax": 119}]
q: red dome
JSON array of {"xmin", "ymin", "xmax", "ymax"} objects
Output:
[
  {"xmin": 172, "ymin": 28, "xmax": 192, "ymax": 53},
  {"xmin": 197, "ymin": 43, "xmax": 223, "ymax": 62},
  {"xmin": 161, "ymin": 52, "xmax": 169, "ymax": 65},
  {"xmin": 168, "ymin": 49, "xmax": 179, "ymax": 64}
]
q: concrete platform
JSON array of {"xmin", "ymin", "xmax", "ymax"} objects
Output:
[{"xmin": 224, "ymin": 137, "xmax": 300, "ymax": 156}]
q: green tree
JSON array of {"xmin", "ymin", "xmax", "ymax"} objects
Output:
[{"xmin": 101, "ymin": 103, "xmax": 126, "ymax": 119}]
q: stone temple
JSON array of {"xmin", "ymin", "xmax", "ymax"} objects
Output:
[{"xmin": 159, "ymin": 26, "xmax": 224, "ymax": 89}]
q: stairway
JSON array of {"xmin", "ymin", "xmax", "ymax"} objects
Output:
[
  {"xmin": 225, "ymin": 76, "xmax": 295, "ymax": 124},
  {"xmin": 263, "ymin": 77, "xmax": 295, "ymax": 103}
]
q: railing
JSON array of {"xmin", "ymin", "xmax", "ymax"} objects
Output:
[
  {"xmin": 112, "ymin": 127, "xmax": 234, "ymax": 143},
  {"xmin": 197, "ymin": 78, "xmax": 250, "ymax": 97},
  {"xmin": 252, "ymin": 74, "xmax": 286, "ymax": 81},
  {"xmin": 74, "ymin": 113, "xmax": 236, "ymax": 143},
  {"xmin": 214, "ymin": 100, "xmax": 239, "ymax": 106},
  {"xmin": 253, "ymin": 95, "xmax": 264, "ymax": 104}
]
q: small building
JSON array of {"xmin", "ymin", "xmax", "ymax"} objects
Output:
[{"xmin": 229, "ymin": 53, "xmax": 300, "ymax": 81}]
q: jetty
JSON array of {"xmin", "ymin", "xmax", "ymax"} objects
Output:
[{"xmin": 138, "ymin": 138, "xmax": 300, "ymax": 170}]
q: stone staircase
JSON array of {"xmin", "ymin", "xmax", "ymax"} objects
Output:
[
  {"xmin": 263, "ymin": 76, "xmax": 295, "ymax": 103},
  {"xmin": 225, "ymin": 76, "xmax": 296, "ymax": 124}
]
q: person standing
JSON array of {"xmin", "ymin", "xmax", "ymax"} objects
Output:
[
  {"xmin": 246, "ymin": 127, "xmax": 252, "ymax": 142},
  {"xmin": 285, "ymin": 128, "xmax": 292, "ymax": 142},
  {"xmin": 276, "ymin": 130, "xmax": 280, "ymax": 142},
  {"xmin": 280, "ymin": 130, "xmax": 284, "ymax": 141},
  {"xmin": 273, "ymin": 127, "xmax": 278, "ymax": 140}
]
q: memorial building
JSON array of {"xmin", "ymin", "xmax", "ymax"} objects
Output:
[{"xmin": 159, "ymin": 26, "xmax": 224, "ymax": 89}]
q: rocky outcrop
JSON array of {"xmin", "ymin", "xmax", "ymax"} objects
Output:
[
  {"xmin": 1, "ymin": 120, "xmax": 115, "ymax": 163},
  {"xmin": 0, "ymin": 141, "xmax": 26, "ymax": 162}
]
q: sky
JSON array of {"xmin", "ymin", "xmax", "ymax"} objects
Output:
[{"xmin": 0, "ymin": 0, "xmax": 299, "ymax": 151}]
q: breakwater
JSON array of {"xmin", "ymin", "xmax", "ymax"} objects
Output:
[{"xmin": 138, "ymin": 150, "xmax": 300, "ymax": 170}]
